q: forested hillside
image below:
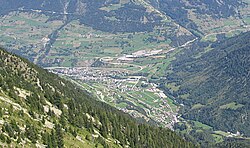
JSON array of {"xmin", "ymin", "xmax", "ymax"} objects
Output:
[
  {"xmin": 0, "ymin": 0, "xmax": 245, "ymax": 34},
  {"xmin": 0, "ymin": 0, "xmax": 163, "ymax": 33},
  {"xmin": 0, "ymin": 48, "xmax": 195, "ymax": 147},
  {"xmin": 148, "ymin": 0, "xmax": 245, "ymax": 33},
  {"xmin": 163, "ymin": 31, "xmax": 250, "ymax": 136}
]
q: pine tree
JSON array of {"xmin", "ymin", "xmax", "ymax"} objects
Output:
[
  {"xmin": 47, "ymin": 133, "xmax": 53, "ymax": 148},
  {"xmin": 100, "ymin": 125, "xmax": 108, "ymax": 138},
  {"xmin": 86, "ymin": 120, "xmax": 94, "ymax": 133},
  {"xmin": 55, "ymin": 124, "xmax": 64, "ymax": 148},
  {"xmin": 0, "ymin": 109, "xmax": 2, "ymax": 118},
  {"xmin": 6, "ymin": 136, "xmax": 11, "ymax": 144},
  {"xmin": 85, "ymin": 134, "xmax": 92, "ymax": 141},
  {"xmin": 25, "ymin": 124, "xmax": 38, "ymax": 144},
  {"xmin": 17, "ymin": 137, "xmax": 21, "ymax": 143},
  {"xmin": 0, "ymin": 133, "xmax": 5, "ymax": 142},
  {"xmin": 51, "ymin": 130, "xmax": 57, "ymax": 148},
  {"xmin": 59, "ymin": 113, "xmax": 66, "ymax": 128}
]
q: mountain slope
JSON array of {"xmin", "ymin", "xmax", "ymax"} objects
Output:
[
  {"xmin": 0, "ymin": 0, "xmax": 248, "ymax": 67},
  {"xmin": 0, "ymin": 48, "xmax": 196, "ymax": 147},
  {"xmin": 0, "ymin": 0, "xmax": 197, "ymax": 67},
  {"xmin": 0, "ymin": 0, "xmax": 246, "ymax": 33},
  {"xmin": 0, "ymin": 0, "xmax": 167, "ymax": 33},
  {"xmin": 148, "ymin": 0, "xmax": 246, "ymax": 33},
  {"xmin": 163, "ymin": 31, "xmax": 250, "ymax": 136}
]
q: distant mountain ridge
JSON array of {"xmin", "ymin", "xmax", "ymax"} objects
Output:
[
  {"xmin": 0, "ymin": 0, "xmax": 162, "ymax": 32},
  {"xmin": 148, "ymin": 0, "xmax": 246, "ymax": 31},
  {"xmin": 0, "ymin": 0, "xmax": 246, "ymax": 33}
]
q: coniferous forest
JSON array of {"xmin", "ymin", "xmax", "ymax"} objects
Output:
[{"xmin": 0, "ymin": 48, "xmax": 196, "ymax": 147}]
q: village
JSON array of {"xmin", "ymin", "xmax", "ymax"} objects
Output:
[{"xmin": 48, "ymin": 66, "xmax": 179, "ymax": 128}]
